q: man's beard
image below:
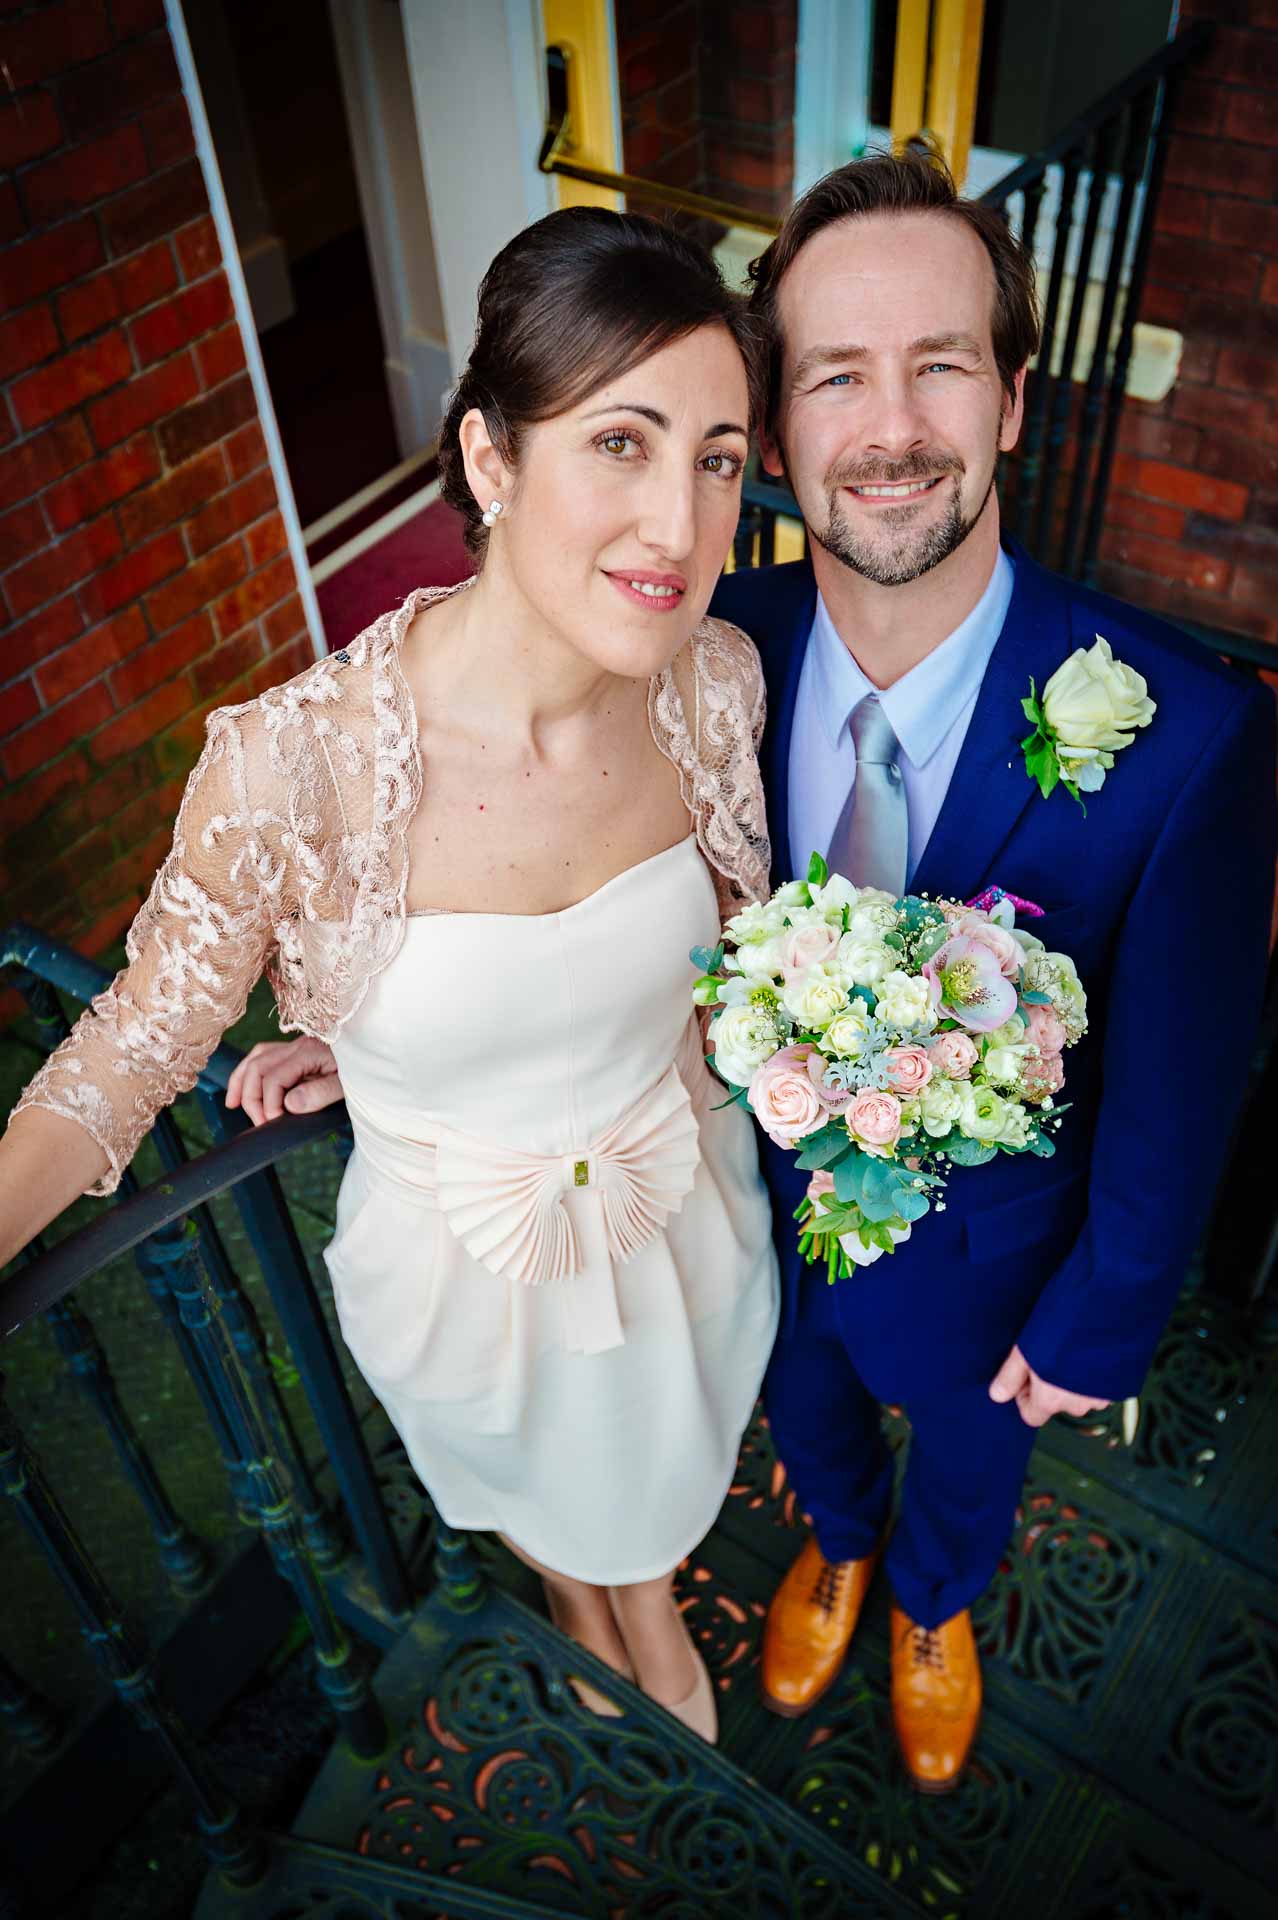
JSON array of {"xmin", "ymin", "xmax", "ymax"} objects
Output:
[{"xmin": 809, "ymin": 448, "xmax": 993, "ymax": 587}]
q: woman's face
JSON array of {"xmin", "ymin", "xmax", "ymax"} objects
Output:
[{"xmin": 489, "ymin": 324, "xmax": 751, "ymax": 677}]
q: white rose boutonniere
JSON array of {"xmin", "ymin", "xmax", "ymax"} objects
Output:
[{"xmin": 1021, "ymin": 635, "xmax": 1156, "ymax": 810}]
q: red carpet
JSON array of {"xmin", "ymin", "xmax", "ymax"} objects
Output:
[{"xmin": 315, "ymin": 497, "xmax": 474, "ymax": 652}]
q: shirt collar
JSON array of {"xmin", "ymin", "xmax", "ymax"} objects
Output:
[{"xmin": 809, "ymin": 546, "xmax": 1014, "ymax": 768}]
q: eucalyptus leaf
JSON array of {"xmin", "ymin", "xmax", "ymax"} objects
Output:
[
  {"xmin": 944, "ymin": 1133, "xmax": 998, "ymax": 1167},
  {"xmin": 689, "ymin": 942, "xmax": 724, "ymax": 973},
  {"xmin": 894, "ymin": 1184, "xmax": 932, "ymax": 1224},
  {"xmin": 1027, "ymin": 1130, "xmax": 1057, "ymax": 1157},
  {"xmin": 833, "ymin": 1153, "xmax": 865, "ymax": 1206},
  {"xmin": 794, "ymin": 1125, "xmax": 855, "ymax": 1171}
]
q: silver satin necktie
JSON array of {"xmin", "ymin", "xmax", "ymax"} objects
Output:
[{"xmin": 828, "ymin": 695, "xmax": 909, "ymax": 896}]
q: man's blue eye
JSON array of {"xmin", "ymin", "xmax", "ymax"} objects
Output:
[
  {"xmin": 827, "ymin": 374, "xmax": 851, "ymax": 387},
  {"xmin": 924, "ymin": 363, "xmax": 955, "ymax": 374}
]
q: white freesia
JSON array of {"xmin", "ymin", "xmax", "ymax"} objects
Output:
[
  {"xmin": 818, "ymin": 1004, "xmax": 874, "ymax": 1056},
  {"xmin": 710, "ymin": 1005, "xmax": 780, "ymax": 1085},
  {"xmin": 808, "ymin": 873, "xmax": 859, "ymax": 920},
  {"xmin": 996, "ymin": 1100, "xmax": 1033, "ymax": 1150},
  {"xmin": 780, "ymin": 967, "xmax": 848, "ymax": 1031},
  {"xmin": 724, "ymin": 899, "xmax": 787, "ymax": 944},
  {"xmin": 875, "ymin": 970, "xmax": 938, "ymax": 1035},
  {"xmin": 834, "ymin": 933, "xmax": 895, "ymax": 989}
]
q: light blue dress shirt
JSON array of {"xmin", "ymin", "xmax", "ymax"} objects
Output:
[{"xmin": 788, "ymin": 548, "xmax": 1015, "ymax": 881}]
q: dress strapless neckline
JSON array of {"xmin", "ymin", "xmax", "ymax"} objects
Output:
[{"xmin": 404, "ymin": 830, "xmax": 699, "ymax": 922}]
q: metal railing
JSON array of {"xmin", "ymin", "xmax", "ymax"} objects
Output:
[{"xmin": 0, "ymin": 925, "xmax": 421, "ymax": 1908}]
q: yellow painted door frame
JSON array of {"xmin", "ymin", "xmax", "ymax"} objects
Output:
[
  {"xmin": 890, "ymin": 0, "xmax": 985, "ymax": 189},
  {"xmin": 542, "ymin": 0, "xmax": 621, "ymax": 209}
]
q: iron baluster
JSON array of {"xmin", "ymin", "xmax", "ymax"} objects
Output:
[
  {"xmin": 136, "ymin": 1223, "xmax": 386, "ymax": 1758},
  {"xmin": 1081, "ymin": 66, "xmax": 1185, "ymax": 584},
  {"xmin": 197, "ymin": 1092, "xmax": 412, "ymax": 1620},
  {"xmin": 0, "ymin": 1369, "xmax": 264, "ymax": 1888},
  {"xmin": 0, "ymin": 1648, "xmax": 61, "ymax": 1758},
  {"xmin": 1062, "ymin": 98, "xmax": 1148, "ymax": 579},
  {"xmin": 732, "ymin": 501, "xmax": 761, "ymax": 572},
  {"xmin": 42, "ymin": 1287, "xmax": 209, "ymax": 1597},
  {"xmin": 1014, "ymin": 149, "xmax": 1082, "ymax": 550},
  {"xmin": 1019, "ymin": 176, "xmax": 1046, "ymax": 259},
  {"xmin": 434, "ymin": 1523, "xmax": 487, "ymax": 1615},
  {"xmin": 1033, "ymin": 122, "xmax": 1117, "ymax": 563}
]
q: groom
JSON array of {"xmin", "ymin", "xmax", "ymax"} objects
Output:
[{"xmin": 709, "ymin": 147, "xmax": 1275, "ymax": 1790}]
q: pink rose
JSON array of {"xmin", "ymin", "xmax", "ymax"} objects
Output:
[
  {"xmin": 781, "ymin": 921, "xmax": 840, "ymax": 980},
  {"xmin": 806, "ymin": 1168, "xmax": 836, "ymax": 1207},
  {"xmin": 749, "ymin": 1044, "xmax": 827, "ymax": 1148},
  {"xmin": 1021, "ymin": 1050, "xmax": 1065, "ymax": 1102},
  {"xmin": 1026, "ymin": 1004, "xmax": 1067, "ymax": 1056},
  {"xmin": 847, "ymin": 1088, "xmax": 903, "ymax": 1154},
  {"xmin": 883, "ymin": 1044, "xmax": 932, "ymax": 1095},
  {"xmin": 959, "ymin": 916, "xmax": 1025, "ymax": 979},
  {"xmin": 806, "ymin": 1047, "xmax": 855, "ymax": 1111},
  {"xmin": 927, "ymin": 1031, "xmax": 979, "ymax": 1079}
]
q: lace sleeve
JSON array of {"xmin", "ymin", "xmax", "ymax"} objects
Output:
[
  {"xmin": 11, "ymin": 709, "xmax": 276, "ymax": 1197},
  {"xmin": 651, "ymin": 615, "xmax": 771, "ymax": 922}
]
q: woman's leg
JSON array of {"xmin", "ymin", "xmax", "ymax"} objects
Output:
[
  {"xmin": 498, "ymin": 1533, "xmax": 632, "ymax": 1676},
  {"xmin": 606, "ymin": 1571, "xmax": 697, "ymax": 1707}
]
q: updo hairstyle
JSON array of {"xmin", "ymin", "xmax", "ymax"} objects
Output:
[{"xmin": 439, "ymin": 206, "xmax": 764, "ymax": 558}]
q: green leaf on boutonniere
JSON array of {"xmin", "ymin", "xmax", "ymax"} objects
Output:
[{"xmin": 1021, "ymin": 676, "xmax": 1089, "ymax": 813}]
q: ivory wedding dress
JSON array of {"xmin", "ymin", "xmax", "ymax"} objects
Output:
[{"xmin": 326, "ymin": 833, "xmax": 779, "ymax": 1581}]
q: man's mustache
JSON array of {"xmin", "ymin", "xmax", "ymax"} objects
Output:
[{"xmin": 826, "ymin": 450, "xmax": 966, "ymax": 489}]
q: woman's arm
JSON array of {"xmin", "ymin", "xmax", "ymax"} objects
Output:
[
  {"xmin": 1, "ymin": 710, "xmax": 274, "ymax": 1263},
  {"xmin": 0, "ymin": 1107, "xmax": 110, "ymax": 1269}
]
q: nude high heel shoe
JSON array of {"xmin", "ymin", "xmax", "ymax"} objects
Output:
[
  {"xmin": 608, "ymin": 1588, "xmax": 718, "ymax": 1744},
  {"xmin": 542, "ymin": 1580, "xmax": 634, "ymax": 1718}
]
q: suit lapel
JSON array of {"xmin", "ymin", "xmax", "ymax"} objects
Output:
[
  {"xmin": 910, "ymin": 543, "xmax": 1077, "ymax": 901},
  {"xmin": 752, "ymin": 566, "xmax": 817, "ymax": 889}
]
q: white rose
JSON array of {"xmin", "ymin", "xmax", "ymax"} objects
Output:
[
  {"xmin": 833, "ymin": 933, "xmax": 895, "ymax": 988},
  {"xmin": 874, "ymin": 969, "xmax": 938, "ymax": 1035},
  {"xmin": 919, "ymin": 1076, "xmax": 963, "ymax": 1137},
  {"xmin": 1042, "ymin": 636, "xmax": 1156, "ymax": 756},
  {"xmin": 710, "ymin": 1005, "xmax": 780, "ymax": 1085},
  {"xmin": 985, "ymin": 1014, "xmax": 1027, "ymax": 1049},
  {"xmin": 780, "ymin": 967, "xmax": 848, "ymax": 1031},
  {"xmin": 772, "ymin": 880, "xmax": 811, "ymax": 911},
  {"xmin": 982, "ymin": 1043, "xmax": 1031, "ymax": 1088},
  {"xmin": 845, "ymin": 892, "xmax": 900, "ymax": 941},
  {"xmin": 735, "ymin": 933, "xmax": 787, "ymax": 982},
  {"xmin": 818, "ymin": 1005, "xmax": 873, "ymax": 1056}
]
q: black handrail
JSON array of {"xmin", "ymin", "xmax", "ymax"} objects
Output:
[{"xmin": 0, "ymin": 1103, "xmax": 345, "ymax": 1336}]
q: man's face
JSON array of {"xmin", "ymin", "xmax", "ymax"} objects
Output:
[{"xmin": 764, "ymin": 212, "xmax": 1025, "ymax": 586}]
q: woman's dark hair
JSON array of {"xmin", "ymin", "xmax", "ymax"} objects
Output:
[
  {"xmin": 749, "ymin": 141, "xmax": 1041, "ymax": 430},
  {"xmin": 439, "ymin": 205, "xmax": 765, "ymax": 556}
]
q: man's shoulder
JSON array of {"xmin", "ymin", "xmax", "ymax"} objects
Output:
[
  {"xmin": 1033, "ymin": 558, "xmax": 1259, "ymax": 725},
  {"xmin": 709, "ymin": 559, "xmax": 816, "ymax": 651}
]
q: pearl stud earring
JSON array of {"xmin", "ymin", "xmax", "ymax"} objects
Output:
[{"xmin": 481, "ymin": 499, "xmax": 503, "ymax": 528}]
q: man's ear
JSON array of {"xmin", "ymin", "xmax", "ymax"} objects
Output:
[
  {"xmin": 998, "ymin": 366, "xmax": 1028, "ymax": 454},
  {"xmin": 758, "ymin": 421, "xmax": 786, "ymax": 479}
]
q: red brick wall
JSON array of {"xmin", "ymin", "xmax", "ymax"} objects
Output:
[
  {"xmin": 0, "ymin": 0, "xmax": 310, "ymax": 962},
  {"xmin": 1094, "ymin": 0, "xmax": 1278, "ymax": 646},
  {"xmin": 616, "ymin": 0, "xmax": 797, "ymax": 226}
]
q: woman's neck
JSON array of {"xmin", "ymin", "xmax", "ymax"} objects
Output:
[{"xmin": 408, "ymin": 562, "xmax": 639, "ymax": 755}]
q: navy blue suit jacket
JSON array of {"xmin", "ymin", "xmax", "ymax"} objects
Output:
[{"xmin": 710, "ymin": 542, "xmax": 1276, "ymax": 1402}]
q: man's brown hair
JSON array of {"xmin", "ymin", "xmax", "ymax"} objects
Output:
[{"xmin": 749, "ymin": 142, "xmax": 1041, "ymax": 428}]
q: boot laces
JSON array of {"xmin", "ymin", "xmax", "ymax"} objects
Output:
[
  {"xmin": 810, "ymin": 1559, "xmax": 847, "ymax": 1616},
  {"xmin": 910, "ymin": 1625, "xmax": 946, "ymax": 1671}
]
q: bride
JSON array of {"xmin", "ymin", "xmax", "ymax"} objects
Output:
[{"xmin": 0, "ymin": 206, "xmax": 780, "ymax": 1744}]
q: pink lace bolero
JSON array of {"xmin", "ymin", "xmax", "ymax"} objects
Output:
[{"xmin": 13, "ymin": 581, "xmax": 771, "ymax": 1197}]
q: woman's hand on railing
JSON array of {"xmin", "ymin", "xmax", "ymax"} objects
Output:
[{"xmin": 225, "ymin": 1038, "xmax": 344, "ymax": 1127}]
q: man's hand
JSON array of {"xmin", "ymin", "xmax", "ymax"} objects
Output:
[
  {"xmin": 225, "ymin": 1038, "xmax": 343, "ymax": 1127},
  {"xmin": 988, "ymin": 1344, "xmax": 1111, "ymax": 1428}
]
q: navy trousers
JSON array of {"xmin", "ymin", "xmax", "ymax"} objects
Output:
[{"xmin": 762, "ymin": 1254, "xmax": 1039, "ymax": 1629}]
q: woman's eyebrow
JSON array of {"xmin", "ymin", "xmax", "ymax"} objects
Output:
[{"xmin": 579, "ymin": 404, "xmax": 748, "ymax": 438}]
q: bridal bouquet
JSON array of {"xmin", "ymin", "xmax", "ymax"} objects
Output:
[{"xmin": 690, "ymin": 855, "xmax": 1087, "ymax": 1281}]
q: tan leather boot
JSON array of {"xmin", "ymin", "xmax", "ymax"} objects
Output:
[
  {"xmin": 760, "ymin": 1534, "xmax": 879, "ymax": 1716},
  {"xmin": 890, "ymin": 1603, "xmax": 982, "ymax": 1792}
]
